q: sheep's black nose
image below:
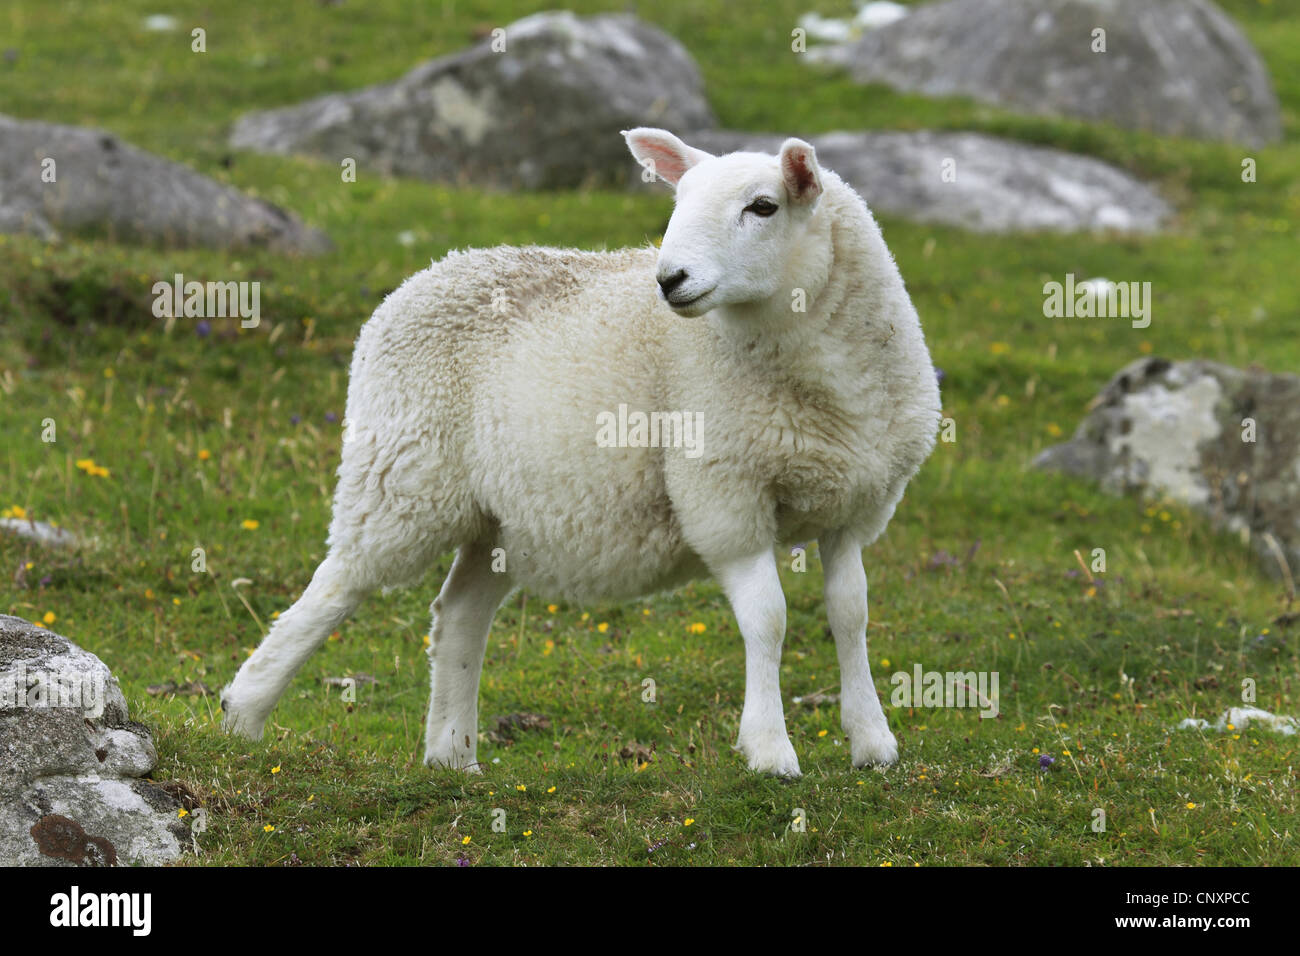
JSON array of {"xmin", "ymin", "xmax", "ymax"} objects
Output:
[{"xmin": 657, "ymin": 269, "xmax": 688, "ymax": 297}]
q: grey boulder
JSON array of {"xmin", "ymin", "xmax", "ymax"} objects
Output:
[
  {"xmin": 0, "ymin": 615, "xmax": 191, "ymax": 866},
  {"xmin": 230, "ymin": 11, "xmax": 714, "ymax": 189},
  {"xmin": 1035, "ymin": 358, "xmax": 1300, "ymax": 578},
  {"xmin": 674, "ymin": 129, "xmax": 1169, "ymax": 234},
  {"xmin": 0, "ymin": 113, "xmax": 331, "ymax": 253},
  {"xmin": 809, "ymin": 0, "xmax": 1282, "ymax": 146}
]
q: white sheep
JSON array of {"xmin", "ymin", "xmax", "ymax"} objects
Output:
[{"xmin": 221, "ymin": 128, "xmax": 941, "ymax": 776}]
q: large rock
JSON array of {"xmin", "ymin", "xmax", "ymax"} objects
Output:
[
  {"xmin": 0, "ymin": 114, "xmax": 331, "ymax": 253},
  {"xmin": 810, "ymin": 0, "xmax": 1282, "ymax": 146},
  {"xmin": 0, "ymin": 615, "xmax": 191, "ymax": 866},
  {"xmin": 1035, "ymin": 358, "xmax": 1300, "ymax": 577},
  {"xmin": 230, "ymin": 11, "xmax": 714, "ymax": 189},
  {"xmin": 674, "ymin": 129, "xmax": 1168, "ymax": 234}
]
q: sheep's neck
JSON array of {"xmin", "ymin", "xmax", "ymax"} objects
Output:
[{"xmin": 709, "ymin": 192, "xmax": 875, "ymax": 395}]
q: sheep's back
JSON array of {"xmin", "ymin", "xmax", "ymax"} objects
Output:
[{"xmin": 340, "ymin": 243, "xmax": 697, "ymax": 597}]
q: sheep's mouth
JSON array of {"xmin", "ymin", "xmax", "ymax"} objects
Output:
[{"xmin": 666, "ymin": 287, "xmax": 716, "ymax": 309}]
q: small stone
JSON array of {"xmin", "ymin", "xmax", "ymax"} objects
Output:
[{"xmin": 0, "ymin": 518, "xmax": 77, "ymax": 548}]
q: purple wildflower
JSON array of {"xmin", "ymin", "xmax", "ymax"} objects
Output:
[{"xmin": 1039, "ymin": 754, "xmax": 1055, "ymax": 770}]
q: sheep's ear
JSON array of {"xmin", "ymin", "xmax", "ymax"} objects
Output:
[
  {"xmin": 622, "ymin": 128, "xmax": 711, "ymax": 187},
  {"xmin": 779, "ymin": 138, "xmax": 823, "ymax": 205}
]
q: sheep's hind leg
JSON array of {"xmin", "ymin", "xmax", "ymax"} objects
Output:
[
  {"xmin": 716, "ymin": 550, "xmax": 801, "ymax": 777},
  {"xmin": 222, "ymin": 554, "xmax": 369, "ymax": 740},
  {"xmin": 423, "ymin": 539, "xmax": 513, "ymax": 771},
  {"xmin": 820, "ymin": 529, "xmax": 898, "ymax": 767}
]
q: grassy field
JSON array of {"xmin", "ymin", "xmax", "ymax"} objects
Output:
[{"xmin": 1, "ymin": 0, "xmax": 1297, "ymax": 865}]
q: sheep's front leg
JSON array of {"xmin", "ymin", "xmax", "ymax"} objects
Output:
[
  {"xmin": 423, "ymin": 540, "xmax": 513, "ymax": 771},
  {"xmin": 820, "ymin": 529, "xmax": 898, "ymax": 766},
  {"xmin": 716, "ymin": 550, "xmax": 800, "ymax": 777},
  {"xmin": 223, "ymin": 554, "xmax": 368, "ymax": 739}
]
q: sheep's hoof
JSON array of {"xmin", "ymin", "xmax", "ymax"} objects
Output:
[
  {"xmin": 423, "ymin": 734, "xmax": 484, "ymax": 773},
  {"xmin": 424, "ymin": 725, "xmax": 483, "ymax": 772},
  {"xmin": 848, "ymin": 724, "xmax": 899, "ymax": 768},
  {"xmin": 220, "ymin": 696, "xmax": 267, "ymax": 741},
  {"xmin": 423, "ymin": 751, "xmax": 484, "ymax": 774},
  {"xmin": 736, "ymin": 729, "xmax": 802, "ymax": 778}
]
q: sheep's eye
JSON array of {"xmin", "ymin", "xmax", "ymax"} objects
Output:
[{"xmin": 745, "ymin": 198, "xmax": 779, "ymax": 217}]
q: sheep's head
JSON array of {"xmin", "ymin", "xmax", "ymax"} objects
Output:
[{"xmin": 623, "ymin": 128, "xmax": 824, "ymax": 318}]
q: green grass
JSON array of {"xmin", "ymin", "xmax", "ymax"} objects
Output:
[{"xmin": 1, "ymin": 0, "xmax": 1297, "ymax": 865}]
